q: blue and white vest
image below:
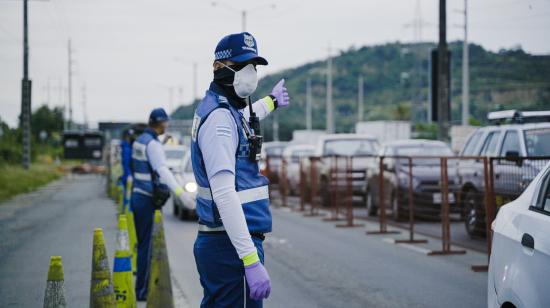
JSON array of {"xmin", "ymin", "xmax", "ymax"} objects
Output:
[
  {"xmin": 191, "ymin": 85, "xmax": 271, "ymax": 233},
  {"xmin": 131, "ymin": 128, "xmax": 164, "ymax": 196}
]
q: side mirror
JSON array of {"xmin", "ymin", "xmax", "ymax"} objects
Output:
[{"xmin": 504, "ymin": 150, "xmax": 522, "ymax": 166}]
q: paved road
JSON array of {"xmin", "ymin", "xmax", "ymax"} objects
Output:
[
  {"xmin": 0, "ymin": 174, "xmax": 118, "ymax": 307},
  {"xmin": 166, "ymin": 202, "xmax": 488, "ymax": 307},
  {"xmin": 0, "ymin": 175, "xmax": 488, "ymax": 307}
]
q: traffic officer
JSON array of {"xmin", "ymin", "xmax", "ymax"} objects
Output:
[
  {"xmin": 191, "ymin": 32, "xmax": 290, "ymax": 307},
  {"xmin": 130, "ymin": 108, "xmax": 186, "ymax": 301},
  {"xmin": 119, "ymin": 128, "xmax": 134, "ymax": 211}
]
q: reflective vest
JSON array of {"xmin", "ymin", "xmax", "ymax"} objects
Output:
[
  {"xmin": 190, "ymin": 85, "xmax": 271, "ymax": 233},
  {"xmin": 131, "ymin": 128, "xmax": 160, "ymax": 196}
]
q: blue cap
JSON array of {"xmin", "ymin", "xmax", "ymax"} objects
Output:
[
  {"xmin": 149, "ymin": 108, "xmax": 170, "ymax": 123},
  {"xmin": 214, "ymin": 32, "xmax": 268, "ymax": 65}
]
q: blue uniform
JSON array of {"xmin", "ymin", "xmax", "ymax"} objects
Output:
[
  {"xmin": 130, "ymin": 128, "xmax": 167, "ymax": 300},
  {"xmin": 120, "ymin": 139, "xmax": 132, "ymax": 210},
  {"xmin": 191, "ymin": 82, "xmax": 271, "ymax": 307}
]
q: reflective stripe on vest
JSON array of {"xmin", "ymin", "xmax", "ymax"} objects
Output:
[
  {"xmin": 133, "ymin": 172, "xmax": 151, "ymax": 182},
  {"xmin": 197, "ymin": 185, "xmax": 269, "ymax": 204}
]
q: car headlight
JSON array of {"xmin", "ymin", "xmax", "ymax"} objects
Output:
[
  {"xmin": 398, "ymin": 173, "xmax": 419, "ymax": 188},
  {"xmin": 185, "ymin": 182, "xmax": 198, "ymax": 193}
]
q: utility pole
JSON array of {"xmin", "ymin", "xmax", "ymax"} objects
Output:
[
  {"xmin": 21, "ymin": 0, "xmax": 32, "ymax": 169},
  {"xmin": 437, "ymin": 0, "xmax": 450, "ymax": 141},
  {"xmin": 306, "ymin": 78, "xmax": 312, "ymax": 130},
  {"xmin": 326, "ymin": 45, "xmax": 334, "ymax": 134},
  {"xmin": 461, "ymin": 0, "xmax": 469, "ymax": 126},
  {"xmin": 241, "ymin": 10, "xmax": 246, "ymax": 31},
  {"xmin": 67, "ymin": 39, "xmax": 73, "ymax": 130},
  {"xmin": 357, "ymin": 76, "xmax": 364, "ymax": 122},
  {"xmin": 81, "ymin": 83, "xmax": 88, "ymax": 130}
]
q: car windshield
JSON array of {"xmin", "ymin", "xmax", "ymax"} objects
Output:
[
  {"xmin": 396, "ymin": 145, "xmax": 453, "ymax": 165},
  {"xmin": 266, "ymin": 146, "xmax": 285, "ymax": 156},
  {"xmin": 290, "ymin": 149, "xmax": 314, "ymax": 162},
  {"xmin": 165, "ymin": 149, "xmax": 185, "ymax": 160},
  {"xmin": 324, "ymin": 139, "xmax": 376, "ymax": 156},
  {"xmin": 524, "ymin": 128, "xmax": 550, "ymax": 156}
]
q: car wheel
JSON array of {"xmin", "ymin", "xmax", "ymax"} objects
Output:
[
  {"xmin": 320, "ymin": 178, "xmax": 331, "ymax": 207},
  {"xmin": 463, "ymin": 189, "xmax": 486, "ymax": 238},
  {"xmin": 178, "ymin": 207, "xmax": 189, "ymax": 221},
  {"xmin": 366, "ymin": 189, "xmax": 377, "ymax": 216},
  {"xmin": 173, "ymin": 198, "xmax": 179, "ymax": 217},
  {"xmin": 391, "ymin": 192, "xmax": 406, "ymax": 221}
]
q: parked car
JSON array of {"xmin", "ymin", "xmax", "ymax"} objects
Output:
[
  {"xmin": 365, "ymin": 140, "xmax": 458, "ymax": 220},
  {"xmin": 458, "ymin": 110, "xmax": 550, "ymax": 237},
  {"xmin": 488, "ymin": 161, "xmax": 550, "ymax": 308},
  {"xmin": 312, "ymin": 134, "xmax": 379, "ymax": 207},
  {"xmin": 279, "ymin": 144, "xmax": 315, "ymax": 195},
  {"xmin": 260, "ymin": 141, "xmax": 288, "ymax": 183},
  {"xmin": 163, "ymin": 144, "xmax": 188, "ymax": 174},
  {"xmin": 171, "ymin": 151, "xmax": 197, "ymax": 220}
]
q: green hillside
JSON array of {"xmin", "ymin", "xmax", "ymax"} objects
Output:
[{"xmin": 172, "ymin": 42, "xmax": 550, "ymax": 141}]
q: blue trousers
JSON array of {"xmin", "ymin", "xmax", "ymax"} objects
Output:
[
  {"xmin": 194, "ymin": 233, "xmax": 265, "ymax": 308},
  {"xmin": 131, "ymin": 192, "xmax": 155, "ymax": 300}
]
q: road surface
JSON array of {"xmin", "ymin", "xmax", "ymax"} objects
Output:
[{"xmin": 0, "ymin": 175, "xmax": 488, "ymax": 307}]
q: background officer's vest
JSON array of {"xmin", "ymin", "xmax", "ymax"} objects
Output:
[
  {"xmin": 191, "ymin": 90, "xmax": 271, "ymax": 233},
  {"xmin": 131, "ymin": 129, "xmax": 158, "ymax": 196}
]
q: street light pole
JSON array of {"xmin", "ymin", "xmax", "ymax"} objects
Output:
[
  {"xmin": 241, "ymin": 10, "xmax": 246, "ymax": 31},
  {"xmin": 21, "ymin": 0, "xmax": 32, "ymax": 169},
  {"xmin": 437, "ymin": 0, "xmax": 450, "ymax": 142},
  {"xmin": 326, "ymin": 45, "xmax": 334, "ymax": 134},
  {"xmin": 461, "ymin": 0, "xmax": 469, "ymax": 126}
]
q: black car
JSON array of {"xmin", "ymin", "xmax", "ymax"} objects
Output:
[{"xmin": 365, "ymin": 140, "xmax": 459, "ymax": 220}]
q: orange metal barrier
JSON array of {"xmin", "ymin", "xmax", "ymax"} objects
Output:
[
  {"xmin": 366, "ymin": 156, "xmax": 399, "ymax": 235},
  {"xmin": 304, "ymin": 156, "xmax": 324, "ymax": 217},
  {"xmin": 335, "ymin": 156, "xmax": 364, "ymax": 228}
]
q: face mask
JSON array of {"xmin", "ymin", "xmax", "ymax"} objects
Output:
[{"xmin": 217, "ymin": 62, "xmax": 258, "ymax": 98}]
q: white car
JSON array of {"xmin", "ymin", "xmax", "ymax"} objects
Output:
[
  {"xmin": 489, "ymin": 161, "xmax": 550, "ymax": 308},
  {"xmin": 163, "ymin": 144, "xmax": 188, "ymax": 174},
  {"xmin": 171, "ymin": 151, "xmax": 198, "ymax": 220},
  {"xmin": 279, "ymin": 144, "xmax": 315, "ymax": 195}
]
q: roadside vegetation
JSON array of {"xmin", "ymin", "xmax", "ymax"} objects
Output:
[{"xmin": 0, "ymin": 106, "xmax": 68, "ymax": 203}]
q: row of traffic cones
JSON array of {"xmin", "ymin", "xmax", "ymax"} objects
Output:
[{"xmin": 43, "ymin": 209, "xmax": 173, "ymax": 307}]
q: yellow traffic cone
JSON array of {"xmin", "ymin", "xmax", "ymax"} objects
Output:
[
  {"xmin": 90, "ymin": 228, "xmax": 116, "ymax": 307},
  {"xmin": 124, "ymin": 178, "xmax": 137, "ymax": 275},
  {"xmin": 117, "ymin": 215, "xmax": 131, "ymax": 252},
  {"xmin": 113, "ymin": 249, "xmax": 136, "ymax": 307},
  {"xmin": 125, "ymin": 211, "xmax": 137, "ymax": 275},
  {"xmin": 117, "ymin": 184, "xmax": 124, "ymax": 215},
  {"xmin": 146, "ymin": 210, "xmax": 174, "ymax": 308},
  {"xmin": 43, "ymin": 256, "xmax": 67, "ymax": 308}
]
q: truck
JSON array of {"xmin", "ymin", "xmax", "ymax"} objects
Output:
[{"xmin": 355, "ymin": 121, "xmax": 410, "ymax": 143}]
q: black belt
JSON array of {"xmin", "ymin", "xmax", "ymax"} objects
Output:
[{"xmin": 198, "ymin": 230, "xmax": 265, "ymax": 241}]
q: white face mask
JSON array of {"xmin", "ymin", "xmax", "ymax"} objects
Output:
[{"xmin": 218, "ymin": 62, "xmax": 258, "ymax": 98}]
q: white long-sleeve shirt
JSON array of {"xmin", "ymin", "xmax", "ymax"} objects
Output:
[
  {"xmin": 146, "ymin": 138, "xmax": 181, "ymax": 193},
  {"xmin": 198, "ymin": 98, "xmax": 272, "ymax": 258}
]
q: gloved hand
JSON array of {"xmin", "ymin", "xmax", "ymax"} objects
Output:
[
  {"xmin": 175, "ymin": 186, "xmax": 186, "ymax": 204},
  {"xmin": 270, "ymin": 79, "xmax": 290, "ymax": 108},
  {"xmin": 245, "ymin": 261, "xmax": 271, "ymax": 300}
]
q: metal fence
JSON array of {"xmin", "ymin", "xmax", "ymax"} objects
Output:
[{"xmin": 267, "ymin": 153, "xmax": 550, "ymax": 272}]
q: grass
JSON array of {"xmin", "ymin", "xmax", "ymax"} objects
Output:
[{"xmin": 0, "ymin": 163, "xmax": 65, "ymax": 203}]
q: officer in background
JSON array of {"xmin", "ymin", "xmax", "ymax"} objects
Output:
[
  {"xmin": 191, "ymin": 32, "xmax": 290, "ymax": 307},
  {"xmin": 119, "ymin": 128, "xmax": 134, "ymax": 211},
  {"xmin": 131, "ymin": 108, "xmax": 186, "ymax": 301}
]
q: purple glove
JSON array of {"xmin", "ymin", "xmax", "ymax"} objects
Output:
[
  {"xmin": 244, "ymin": 261, "xmax": 271, "ymax": 300},
  {"xmin": 270, "ymin": 79, "xmax": 290, "ymax": 108}
]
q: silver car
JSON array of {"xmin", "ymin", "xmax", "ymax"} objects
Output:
[{"xmin": 171, "ymin": 151, "xmax": 197, "ymax": 220}]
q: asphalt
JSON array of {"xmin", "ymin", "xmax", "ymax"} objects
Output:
[
  {"xmin": 0, "ymin": 175, "xmax": 488, "ymax": 307},
  {"xmin": 0, "ymin": 174, "xmax": 117, "ymax": 307},
  {"xmin": 166, "ymin": 203, "xmax": 488, "ymax": 308}
]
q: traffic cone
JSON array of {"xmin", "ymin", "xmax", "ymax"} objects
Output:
[
  {"xmin": 43, "ymin": 256, "xmax": 67, "ymax": 308},
  {"xmin": 112, "ymin": 250, "xmax": 136, "ymax": 307},
  {"xmin": 90, "ymin": 228, "xmax": 116, "ymax": 307},
  {"xmin": 146, "ymin": 210, "xmax": 174, "ymax": 308},
  {"xmin": 125, "ymin": 210, "xmax": 137, "ymax": 275},
  {"xmin": 116, "ymin": 215, "xmax": 131, "ymax": 252},
  {"xmin": 117, "ymin": 184, "xmax": 124, "ymax": 215}
]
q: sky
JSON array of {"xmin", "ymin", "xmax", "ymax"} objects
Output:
[{"xmin": 1, "ymin": 0, "xmax": 549, "ymax": 128}]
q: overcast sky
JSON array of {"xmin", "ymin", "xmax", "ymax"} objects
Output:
[{"xmin": 1, "ymin": 0, "xmax": 549, "ymax": 127}]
